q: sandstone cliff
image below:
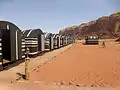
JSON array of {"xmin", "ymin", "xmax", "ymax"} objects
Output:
[{"xmin": 59, "ymin": 12, "xmax": 120, "ymax": 39}]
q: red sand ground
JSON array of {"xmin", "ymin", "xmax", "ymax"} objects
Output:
[{"xmin": 30, "ymin": 41, "xmax": 120, "ymax": 87}]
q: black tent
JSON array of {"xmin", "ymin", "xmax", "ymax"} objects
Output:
[
  {"xmin": 67, "ymin": 36, "xmax": 71, "ymax": 45},
  {"xmin": 60, "ymin": 35, "xmax": 64, "ymax": 47},
  {"xmin": 53, "ymin": 34, "xmax": 60, "ymax": 49},
  {"xmin": 44, "ymin": 33, "xmax": 54, "ymax": 51},
  {"xmin": 0, "ymin": 34, "xmax": 2, "ymax": 65},
  {"xmin": 0, "ymin": 21, "xmax": 24, "ymax": 64},
  {"xmin": 64, "ymin": 36, "xmax": 68, "ymax": 46},
  {"xmin": 23, "ymin": 29, "xmax": 44, "ymax": 55}
]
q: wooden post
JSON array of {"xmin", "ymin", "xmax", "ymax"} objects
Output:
[
  {"xmin": 25, "ymin": 48, "xmax": 30, "ymax": 80},
  {"xmin": 102, "ymin": 41, "xmax": 105, "ymax": 48},
  {"xmin": 2, "ymin": 59, "xmax": 4, "ymax": 70}
]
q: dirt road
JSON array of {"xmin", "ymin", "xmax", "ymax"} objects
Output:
[
  {"xmin": 0, "ymin": 82, "xmax": 119, "ymax": 90},
  {"xmin": 31, "ymin": 41, "xmax": 120, "ymax": 88},
  {"xmin": 0, "ymin": 41, "xmax": 120, "ymax": 90},
  {"xmin": 0, "ymin": 44, "xmax": 72, "ymax": 83}
]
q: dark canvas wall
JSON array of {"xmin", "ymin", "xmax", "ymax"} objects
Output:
[
  {"xmin": 2, "ymin": 29, "xmax": 11, "ymax": 61},
  {"xmin": 44, "ymin": 33, "xmax": 53, "ymax": 50},
  {"xmin": 23, "ymin": 29, "xmax": 44, "ymax": 54},
  {"xmin": 0, "ymin": 21, "xmax": 22, "ymax": 62},
  {"xmin": 0, "ymin": 30, "xmax": 3, "ymax": 61}
]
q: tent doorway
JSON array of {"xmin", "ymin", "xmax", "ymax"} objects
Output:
[{"xmin": 1, "ymin": 29, "xmax": 11, "ymax": 62}]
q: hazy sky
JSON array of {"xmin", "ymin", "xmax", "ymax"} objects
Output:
[{"xmin": 0, "ymin": 0, "xmax": 120, "ymax": 33}]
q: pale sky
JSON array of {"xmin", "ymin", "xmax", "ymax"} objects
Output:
[{"xmin": 0, "ymin": 0, "xmax": 120, "ymax": 33}]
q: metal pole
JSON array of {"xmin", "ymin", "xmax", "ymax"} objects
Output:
[{"xmin": 25, "ymin": 48, "xmax": 30, "ymax": 80}]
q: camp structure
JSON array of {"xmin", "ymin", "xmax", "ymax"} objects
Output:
[
  {"xmin": 44, "ymin": 32, "xmax": 54, "ymax": 51},
  {"xmin": 0, "ymin": 21, "xmax": 25, "ymax": 65},
  {"xmin": 60, "ymin": 35, "xmax": 64, "ymax": 47},
  {"xmin": 72, "ymin": 37, "xmax": 75, "ymax": 43},
  {"xmin": 53, "ymin": 34, "xmax": 60, "ymax": 49},
  {"xmin": 65, "ymin": 36, "xmax": 68, "ymax": 45},
  {"xmin": 68, "ymin": 37, "xmax": 74, "ymax": 44},
  {"xmin": 62, "ymin": 36, "xmax": 67, "ymax": 46},
  {"xmin": 66, "ymin": 36, "xmax": 70, "ymax": 45},
  {"xmin": 23, "ymin": 29, "xmax": 45, "ymax": 56}
]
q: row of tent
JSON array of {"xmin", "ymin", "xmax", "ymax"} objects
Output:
[{"xmin": 0, "ymin": 21, "xmax": 75, "ymax": 65}]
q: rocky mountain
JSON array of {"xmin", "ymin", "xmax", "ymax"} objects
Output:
[{"xmin": 59, "ymin": 12, "xmax": 120, "ymax": 39}]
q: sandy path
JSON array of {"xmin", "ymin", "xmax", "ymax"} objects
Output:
[
  {"xmin": 31, "ymin": 41, "xmax": 120, "ymax": 87},
  {"xmin": 0, "ymin": 82, "xmax": 119, "ymax": 90},
  {"xmin": 0, "ymin": 44, "xmax": 72, "ymax": 83}
]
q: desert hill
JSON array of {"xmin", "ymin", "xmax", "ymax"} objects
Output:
[{"xmin": 59, "ymin": 12, "xmax": 120, "ymax": 39}]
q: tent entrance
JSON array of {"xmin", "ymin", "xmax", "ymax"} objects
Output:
[{"xmin": 1, "ymin": 29, "xmax": 11, "ymax": 63}]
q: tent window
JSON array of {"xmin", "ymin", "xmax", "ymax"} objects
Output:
[{"xmin": 7, "ymin": 25, "xmax": 9, "ymax": 30}]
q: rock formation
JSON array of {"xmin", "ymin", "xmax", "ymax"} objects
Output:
[{"xmin": 59, "ymin": 12, "xmax": 120, "ymax": 39}]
